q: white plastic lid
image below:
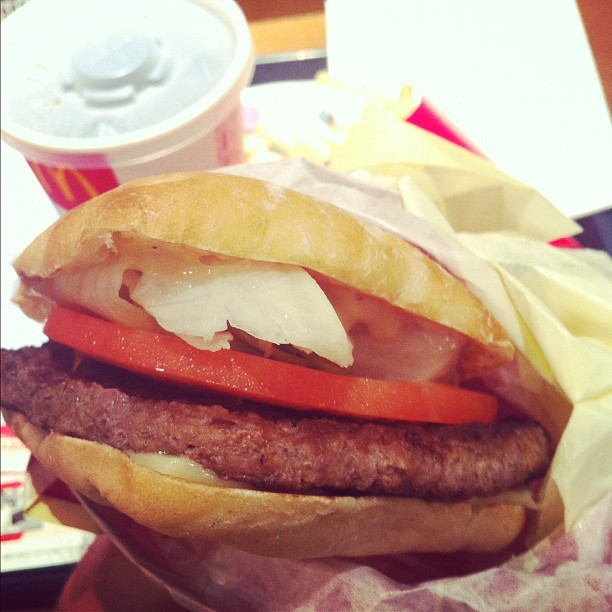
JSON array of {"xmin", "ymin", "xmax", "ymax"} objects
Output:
[{"xmin": 1, "ymin": 0, "xmax": 254, "ymax": 163}]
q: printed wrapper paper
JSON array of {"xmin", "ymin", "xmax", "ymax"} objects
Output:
[
  {"xmin": 58, "ymin": 492, "xmax": 611, "ymax": 611},
  {"xmin": 27, "ymin": 130, "xmax": 612, "ymax": 608}
]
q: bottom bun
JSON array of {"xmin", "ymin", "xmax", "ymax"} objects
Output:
[{"xmin": 4, "ymin": 409, "xmax": 526, "ymax": 558}]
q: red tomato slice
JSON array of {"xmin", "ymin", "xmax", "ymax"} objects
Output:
[{"xmin": 44, "ymin": 307, "xmax": 497, "ymax": 424}]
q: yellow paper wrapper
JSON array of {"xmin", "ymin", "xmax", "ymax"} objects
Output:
[{"xmin": 329, "ymin": 105, "xmax": 583, "ymax": 242}]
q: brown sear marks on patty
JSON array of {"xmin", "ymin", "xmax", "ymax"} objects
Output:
[{"xmin": 0, "ymin": 343, "xmax": 553, "ymax": 500}]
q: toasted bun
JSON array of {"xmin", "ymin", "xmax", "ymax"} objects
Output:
[
  {"xmin": 13, "ymin": 172, "xmax": 512, "ymax": 378},
  {"xmin": 4, "ymin": 408, "xmax": 525, "ymax": 558}
]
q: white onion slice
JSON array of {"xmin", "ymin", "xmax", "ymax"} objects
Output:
[
  {"xmin": 131, "ymin": 257, "xmax": 354, "ymax": 367},
  {"xmin": 48, "ymin": 261, "xmax": 156, "ymax": 330}
]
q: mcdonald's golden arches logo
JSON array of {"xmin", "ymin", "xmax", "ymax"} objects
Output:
[{"xmin": 27, "ymin": 161, "xmax": 120, "ymax": 210}]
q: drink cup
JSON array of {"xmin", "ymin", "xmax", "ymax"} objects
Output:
[{"xmin": 1, "ymin": 0, "xmax": 254, "ymax": 212}]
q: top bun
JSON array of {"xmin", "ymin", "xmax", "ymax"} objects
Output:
[{"xmin": 13, "ymin": 171, "xmax": 513, "ymax": 377}]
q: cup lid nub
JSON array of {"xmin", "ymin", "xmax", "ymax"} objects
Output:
[{"xmin": 66, "ymin": 33, "xmax": 170, "ymax": 106}]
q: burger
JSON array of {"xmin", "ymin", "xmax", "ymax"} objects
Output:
[{"xmin": 0, "ymin": 171, "xmax": 554, "ymax": 558}]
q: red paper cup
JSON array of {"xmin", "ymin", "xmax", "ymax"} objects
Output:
[{"xmin": 1, "ymin": 0, "xmax": 254, "ymax": 214}]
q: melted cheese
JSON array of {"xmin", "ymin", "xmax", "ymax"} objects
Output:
[
  {"xmin": 127, "ymin": 452, "xmax": 251, "ymax": 489},
  {"xmin": 128, "ymin": 452, "xmax": 539, "ymax": 509},
  {"xmin": 321, "ymin": 280, "xmax": 465, "ymax": 382}
]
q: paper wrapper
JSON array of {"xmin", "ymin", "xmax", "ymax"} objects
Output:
[
  {"xmin": 26, "ymin": 106, "xmax": 612, "ymax": 608},
  {"xmin": 57, "ymin": 491, "xmax": 611, "ymax": 611}
]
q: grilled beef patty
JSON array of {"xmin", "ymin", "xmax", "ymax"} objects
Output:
[{"xmin": 1, "ymin": 343, "xmax": 552, "ymax": 500}]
